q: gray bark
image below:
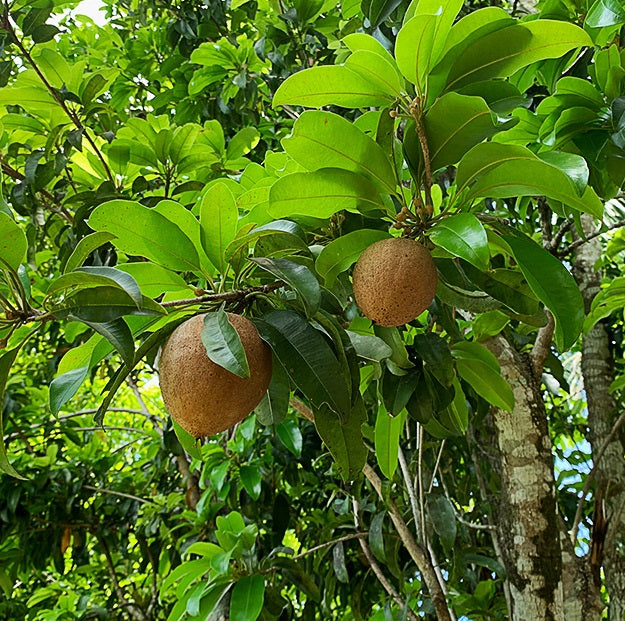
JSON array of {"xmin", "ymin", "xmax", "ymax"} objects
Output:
[
  {"xmin": 573, "ymin": 214, "xmax": 625, "ymax": 621},
  {"xmin": 477, "ymin": 336, "xmax": 564, "ymax": 620}
]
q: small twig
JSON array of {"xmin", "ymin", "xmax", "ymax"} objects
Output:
[
  {"xmin": 549, "ymin": 219, "xmax": 572, "ymax": 250},
  {"xmin": 353, "ymin": 498, "xmax": 419, "ymax": 621},
  {"xmin": 558, "ymin": 220, "xmax": 625, "ymax": 257},
  {"xmin": 287, "ymin": 532, "xmax": 368, "ymax": 562},
  {"xmin": 531, "ymin": 310, "xmax": 555, "ymax": 377},
  {"xmin": 83, "ymin": 485, "xmax": 153, "ymax": 504},
  {"xmin": 428, "ymin": 439, "xmax": 446, "ymax": 494},
  {"xmin": 160, "ymin": 281, "xmax": 284, "ymax": 308},
  {"xmin": 570, "ymin": 409, "xmax": 625, "ymax": 544},
  {"xmin": 411, "ymin": 100, "xmax": 434, "ymax": 212},
  {"xmin": 3, "ymin": 12, "xmax": 114, "ymax": 184}
]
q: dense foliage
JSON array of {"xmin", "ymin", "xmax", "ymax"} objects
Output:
[{"xmin": 1, "ymin": 0, "xmax": 625, "ymax": 619}]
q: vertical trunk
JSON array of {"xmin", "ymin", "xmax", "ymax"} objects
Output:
[
  {"xmin": 573, "ymin": 214, "xmax": 625, "ymax": 621},
  {"xmin": 478, "ymin": 336, "xmax": 564, "ymax": 620}
]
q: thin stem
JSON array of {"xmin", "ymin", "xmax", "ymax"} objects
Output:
[
  {"xmin": 2, "ymin": 11, "xmax": 114, "ymax": 184},
  {"xmin": 83, "ymin": 485, "xmax": 153, "ymax": 504},
  {"xmin": 398, "ymin": 446, "xmax": 420, "ymax": 532},
  {"xmin": 410, "ymin": 98, "xmax": 433, "ymax": 212},
  {"xmin": 558, "ymin": 220, "xmax": 625, "ymax": 257},
  {"xmin": 428, "ymin": 439, "xmax": 445, "ymax": 494}
]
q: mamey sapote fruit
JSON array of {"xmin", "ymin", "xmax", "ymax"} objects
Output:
[
  {"xmin": 159, "ymin": 313, "xmax": 272, "ymax": 437},
  {"xmin": 352, "ymin": 237, "xmax": 438, "ymax": 327}
]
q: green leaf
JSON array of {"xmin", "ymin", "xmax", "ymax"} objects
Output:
[
  {"xmin": 268, "ymin": 168, "xmax": 384, "ymax": 219},
  {"xmin": 47, "ymin": 267, "xmax": 143, "ymax": 308},
  {"xmin": 116, "ymin": 263, "xmax": 190, "ymax": 298},
  {"xmin": 314, "ymin": 398, "xmax": 367, "ymax": 481},
  {"xmin": 502, "ymin": 230, "xmax": 583, "ymax": 351},
  {"xmin": 273, "ymin": 65, "xmax": 394, "ymax": 109},
  {"xmin": 62, "ymin": 232, "xmax": 116, "ymax": 273},
  {"xmin": 369, "ymin": 512, "xmax": 386, "ymax": 562},
  {"xmin": 0, "ymin": 347, "xmax": 26, "ymax": 479},
  {"xmin": 395, "ymin": 13, "xmax": 439, "ymax": 94},
  {"xmin": 282, "ymin": 111, "xmax": 397, "ymax": 194},
  {"xmin": 239, "ymin": 465, "xmax": 262, "ymax": 500},
  {"xmin": 230, "ymin": 575, "xmax": 264, "ymax": 621},
  {"xmin": 452, "ymin": 342, "xmax": 514, "ymax": 411},
  {"xmin": 226, "ymin": 220, "xmax": 305, "ymax": 261},
  {"xmin": 456, "ymin": 143, "xmax": 603, "ymax": 218},
  {"xmin": 51, "ymin": 287, "xmax": 164, "ymax": 323},
  {"xmin": 538, "ymin": 151, "xmax": 589, "ymax": 196},
  {"xmin": 255, "ymin": 357, "xmax": 290, "ymax": 426},
  {"xmin": 0, "ymin": 213, "xmax": 27, "ymax": 273},
  {"xmin": 316, "ymin": 229, "xmax": 390, "ymax": 286},
  {"xmin": 250, "ymin": 257, "xmax": 320, "ymax": 317},
  {"xmin": 199, "ymin": 183, "xmax": 238, "ymax": 274},
  {"xmin": 430, "ymin": 214, "xmax": 489, "ymax": 271},
  {"xmin": 50, "ymin": 366, "xmax": 89, "ymax": 416},
  {"xmin": 333, "ymin": 542, "xmax": 349, "ymax": 583},
  {"xmin": 426, "ymin": 494, "xmax": 457, "ymax": 549},
  {"xmin": 276, "ymin": 419, "xmax": 302, "ymax": 457},
  {"xmin": 254, "ymin": 311, "xmax": 351, "ymax": 419},
  {"xmin": 425, "ymin": 93, "xmax": 513, "ymax": 171},
  {"xmin": 585, "ymin": 0, "xmax": 625, "ymax": 28},
  {"xmin": 374, "ymin": 403, "xmax": 405, "ymax": 479},
  {"xmin": 89, "ymin": 200, "xmax": 201, "ymax": 273},
  {"xmin": 347, "ymin": 331, "xmax": 393, "ymax": 363},
  {"xmin": 344, "ymin": 50, "xmax": 403, "ymax": 101},
  {"xmin": 82, "ymin": 319, "xmax": 135, "ymax": 369},
  {"xmin": 201, "ymin": 308, "xmax": 250, "ymax": 379},
  {"xmin": 445, "ymin": 20, "xmax": 592, "ymax": 91}
]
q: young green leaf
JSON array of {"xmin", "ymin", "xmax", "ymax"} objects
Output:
[
  {"xmin": 230, "ymin": 575, "xmax": 265, "ymax": 621},
  {"xmin": 89, "ymin": 200, "xmax": 202, "ymax": 273},
  {"xmin": 199, "ymin": 183, "xmax": 238, "ymax": 274},
  {"xmin": 282, "ymin": 111, "xmax": 397, "ymax": 194},
  {"xmin": 268, "ymin": 168, "xmax": 385, "ymax": 219},
  {"xmin": 374, "ymin": 403, "xmax": 405, "ymax": 479},
  {"xmin": 273, "ymin": 65, "xmax": 394, "ymax": 109},
  {"xmin": 201, "ymin": 308, "xmax": 250, "ymax": 379},
  {"xmin": 62, "ymin": 232, "xmax": 116, "ymax": 274},
  {"xmin": 316, "ymin": 229, "xmax": 390, "ymax": 286},
  {"xmin": 429, "ymin": 214, "xmax": 489, "ymax": 271}
]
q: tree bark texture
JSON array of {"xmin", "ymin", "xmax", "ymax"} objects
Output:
[
  {"xmin": 573, "ymin": 214, "xmax": 625, "ymax": 621},
  {"xmin": 479, "ymin": 336, "xmax": 564, "ymax": 621}
]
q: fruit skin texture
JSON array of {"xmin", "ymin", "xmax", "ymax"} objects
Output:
[
  {"xmin": 352, "ymin": 237, "xmax": 438, "ymax": 327},
  {"xmin": 159, "ymin": 313, "xmax": 272, "ymax": 437}
]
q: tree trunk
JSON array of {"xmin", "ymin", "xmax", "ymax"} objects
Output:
[
  {"xmin": 477, "ymin": 336, "xmax": 564, "ymax": 620},
  {"xmin": 573, "ymin": 214, "xmax": 625, "ymax": 621}
]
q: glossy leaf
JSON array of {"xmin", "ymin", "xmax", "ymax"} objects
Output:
[
  {"xmin": 316, "ymin": 229, "xmax": 390, "ymax": 286},
  {"xmin": 429, "ymin": 214, "xmax": 489, "ymax": 271},
  {"xmin": 585, "ymin": 0, "xmax": 625, "ymax": 28},
  {"xmin": 201, "ymin": 308, "xmax": 250, "ymax": 378},
  {"xmin": 89, "ymin": 200, "xmax": 201, "ymax": 273},
  {"xmin": 230, "ymin": 575, "xmax": 265, "ymax": 621},
  {"xmin": 239, "ymin": 465, "xmax": 262, "ymax": 500},
  {"xmin": 273, "ymin": 65, "xmax": 394, "ymax": 109},
  {"xmin": 62, "ymin": 232, "xmax": 116, "ymax": 274},
  {"xmin": 250, "ymin": 257, "xmax": 321, "ymax": 317},
  {"xmin": 282, "ymin": 111, "xmax": 397, "ymax": 193},
  {"xmin": 314, "ymin": 398, "xmax": 367, "ymax": 481},
  {"xmin": 395, "ymin": 13, "xmax": 439, "ymax": 94},
  {"xmin": 503, "ymin": 231, "xmax": 584, "ymax": 351},
  {"xmin": 268, "ymin": 168, "xmax": 384, "ymax": 219},
  {"xmin": 425, "ymin": 93, "xmax": 513, "ymax": 171},
  {"xmin": 82, "ymin": 318, "xmax": 135, "ymax": 370},
  {"xmin": 347, "ymin": 331, "xmax": 393, "ymax": 363},
  {"xmin": 445, "ymin": 20, "xmax": 592, "ymax": 91},
  {"xmin": 456, "ymin": 143, "xmax": 603, "ymax": 218},
  {"xmin": 0, "ymin": 213, "xmax": 27, "ymax": 273},
  {"xmin": 276, "ymin": 420, "xmax": 302, "ymax": 457},
  {"xmin": 254, "ymin": 311, "xmax": 351, "ymax": 419},
  {"xmin": 344, "ymin": 50, "xmax": 403, "ymax": 100},
  {"xmin": 199, "ymin": 183, "xmax": 238, "ymax": 274},
  {"xmin": 452, "ymin": 342, "xmax": 514, "ymax": 411},
  {"xmin": 374, "ymin": 403, "xmax": 405, "ymax": 479}
]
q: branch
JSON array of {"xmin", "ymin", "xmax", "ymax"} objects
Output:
[
  {"xmin": 410, "ymin": 100, "xmax": 433, "ymax": 212},
  {"xmin": 290, "ymin": 398, "xmax": 453, "ymax": 621},
  {"xmin": 570, "ymin": 408, "xmax": 625, "ymax": 544},
  {"xmin": 353, "ymin": 499, "xmax": 419, "ymax": 621},
  {"xmin": 558, "ymin": 220, "xmax": 625, "ymax": 257},
  {"xmin": 531, "ymin": 310, "xmax": 555, "ymax": 377},
  {"xmin": 286, "ymin": 532, "xmax": 368, "ymax": 562},
  {"xmin": 83, "ymin": 485, "xmax": 154, "ymax": 504},
  {"xmin": 549, "ymin": 218, "xmax": 572, "ymax": 251},
  {"xmin": 160, "ymin": 281, "xmax": 285, "ymax": 308},
  {"xmin": 2, "ymin": 12, "xmax": 114, "ymax": 184}
]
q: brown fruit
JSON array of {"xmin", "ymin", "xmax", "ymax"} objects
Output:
[
  {"xmin": 159, "ymin": 313, "xmax": 272, "ymax": 437},
  {"xmin": 352, "ymin": 237, "xmax": 438, "ymax": 327}
]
